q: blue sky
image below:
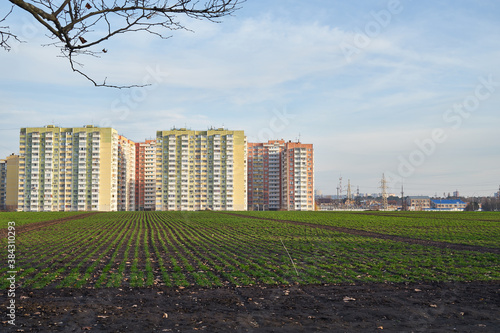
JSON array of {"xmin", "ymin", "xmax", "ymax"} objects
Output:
[{"xmin": 1, "ymin": 0, "xmax": 499, "ymax": 197}]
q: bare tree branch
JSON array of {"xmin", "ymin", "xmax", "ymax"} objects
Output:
[
  {"xmin": 2, "ymin": 0, "xmax": 244, "ymax": 87},
  {"xmin": 0, "ymin": 6, "xmax": 22, "ymax": 51}
]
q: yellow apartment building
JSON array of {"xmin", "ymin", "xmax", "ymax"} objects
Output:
[
  {"xmin": 18, "ymin": 125, "xmax": 126, "ymax": 212},
  {"xmin": 5, "ymin": 154, "xmax": 19, "ymax": 211},
  {"xmin": 1, "ymin": 154, "xmax": 20, "ymax": 211},
  {"xmin": 156, "ymin": 128, "xmax": 247, "ymax": 211}
]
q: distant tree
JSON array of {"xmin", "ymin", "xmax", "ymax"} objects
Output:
[
  {"xmin": 464, "ymin": 202, "xmax": 480, "ymax": 211},
  {"xmin": 481, "ymin": 198, "xmax": 500, "ymax": 212},
  {"xmin": 1, "ymin": 0, "xmax": 243, "ymax": 87}
]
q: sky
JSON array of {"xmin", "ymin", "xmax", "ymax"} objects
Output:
[{"xmin": 1, "ymin": 0, "xmax": 499, "ymax": 197}]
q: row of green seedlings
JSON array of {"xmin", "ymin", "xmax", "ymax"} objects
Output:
[
  {"xmin": 56, "ymin": 218, "xmax": 128, "ymax": 288},
  {"xmin": 92, "ymin": 212, "xmax": 145, "ymax": 288},
  {"xmin": 0, "ymin": 218, "xmax": 91, "ymax": 278},
  {"xmin": 60, "ymin": 213, "xmax": 138, "ymax": 288},
  {"xmin": 209, "ymin": 213, "xmax": 500, "ymax": 283},
  {"xmin": 95, "ymin": 212, "xmax": 167, "ymax": 288},
  {"xmin": 1, "ymin": 214, "xmax": 101, "ymax": 268},
  {"xmin": 0, "ymin": 215, "xmax": 118, "ymax": 288},
  {"xmin": 41, "ymin": 212, "xmax": 135, "ymax": 288},
  {"xmin": 288, "ymin": 226, "xmax": 500, "ymax": 283},
  {"xmin": 146, "ymin": 211, "xmax": 500, "ymax": 283},
  {"xmin": 150, "ymin": 212, "xmax": 205, "ymax": 287},
  {"xmin": 19, "ymin": 210, "xmax": 494, "ymax": 288},
  {"xmin": 147, "ymin": 212, "xmax": 241, "ymax": 286},
  {"xmin": 242, "ymin": 210, "xmax": 500, "ymax": 223},
  {"xmin": 85, "ymin": 212, "xmax": 190, "ymax": 288},
  {"xmin": 1, "ymin": 215, "xmax": 102, "ymax": 288},
  {"xmin": 0, "ymin": 212, "xmax": 85, "ymax": 228},
  {"xmin": 155, "ymin": 213, "xmax": 325, "ymax": 286},
  {"xmin": 239, "ymin": 211, "xmax": 500, "ymax": 248},
  {"xmin": 204, "ymin": 212, "xmax": 498, "ymax": 280},
  {"xmin": 164, "ymin": 213, "xmax": 293, "ymax": 285},
  {"xmin": 185, "ymin": 213, "xmax": 332, "ymax": 284},
  {"xmin": 167, "ymin": 213, "xmax": 269, "ymax": 286},
  {"xmin": 31, "ymin": 214, "xmax": 131, "ymax": 288},
  {"xmin": 228, "ymin": 220, "xmax": 371, "ymax": 284},
  {"xmin": 131, "ymin": 213, "xmax": 156, "ymax": 287}
]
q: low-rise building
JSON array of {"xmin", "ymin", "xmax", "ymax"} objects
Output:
[
  {"xmin": 430, "ymin": 199, "xmax": 467, "ymax": 211},
  {"xmin": 406, "ymin": 196, "xmax": 431, "ymax": 211},
  {"xmin": 316, "ymin": 197, "xmax": 335, "ymax": 211}
]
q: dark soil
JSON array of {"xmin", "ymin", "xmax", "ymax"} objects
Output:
[
  {"xmin": 222, "ymin": 213, "xmax": 500, "ymax": 254},
  {"xmin": 1, "ymin": 281, "xmax": 499, "ymax": 332}
]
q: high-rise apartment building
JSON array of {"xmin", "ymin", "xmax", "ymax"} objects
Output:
[
  {"xmin": 281, "ymin": 141, "xmax": 314, "ymax": 211},
  {"xmin": 0, "ymin": 154, "xmax": 19, "ymax": 211},
  {"xmin": 18, "ymin": 125, "xmax": 127, "ymax": 212},
  {"xmin": 117, "ymin": 135, "xmax": 136, "ymax": 211},
  {"xmin": 0, "ymin": 159, "xmax": 5, "ymax": 210},
  {"xmin": 247, "ymin": 140, "xmax": 314, "ymax": 211},
  {"xmin": 135, "ymin": 139, "xmax": 157, "ymax": 211},
  {"xmin": 156, "ymin": 128, "xmax": 247, "ymax": 211},
  {"xmin": 14, "ymin": 125, "xmax": 314, "ymax": 212},
  {"xmin": 247, "ymin": 140, "xmax": 285, "ymax": 210}
]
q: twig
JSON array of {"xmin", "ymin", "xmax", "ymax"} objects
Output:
[{"xmin": 280, "ymin": 237, "xmax": 299, "ymax": 276}]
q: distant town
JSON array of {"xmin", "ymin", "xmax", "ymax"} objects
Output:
[
  {"xmin": 1, "ymin": 125, "xmax": 498, "ymax": 212},
  {"xmin": 315, "ymin": 189, "xmax": 500, "ymax": 212}
]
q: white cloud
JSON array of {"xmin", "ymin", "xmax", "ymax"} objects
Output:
[{"xmin": 1, "ymin": 1, "xmax": 499, "ymax": 197}]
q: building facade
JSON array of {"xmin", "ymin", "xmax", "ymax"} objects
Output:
[
  {"xmin": 247, "ymin": 140, "xmax": 285, "ymax": 210},
  {"xmin": 247, "ymin": 140, "xmax": 314, "ymax": 211},
  {"xmin": 117, "ymin": 135, "xmax": 136, "ymax": 211},
  {"xmin": 1, "ymin": 154, "xmax": 20, "ymax": 211},
  {"xmin": 316, "ymin": 197, "xmax": 336, "ymax": 211},
  {"xmin": 156, "ymin": 128, "xmax": 247, "ymax": 211},
  {"xmin": 135, "ymin": 139, "xmax": 157, "ymax": 211},
  {"xmin": 13, "ymin": 126, "xmax": 316, "ymax": 212},
  {"xmin": 0, "ymin": 158, "xmax": 6, "ymax": 210},
  {"xmin": 18, "ymin": 125, "xmax": 126, "ymax": 212},
  {"xmin": 406, "ymin": 196, "xmax": 431, "ymax": 211},
  {"xmin": 430, "ymin": 199, "xmax": 467, "ymax": 211},
  {"xmin": 281, "ymin": 141, "xmax": 314, "ymax": 211}
]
